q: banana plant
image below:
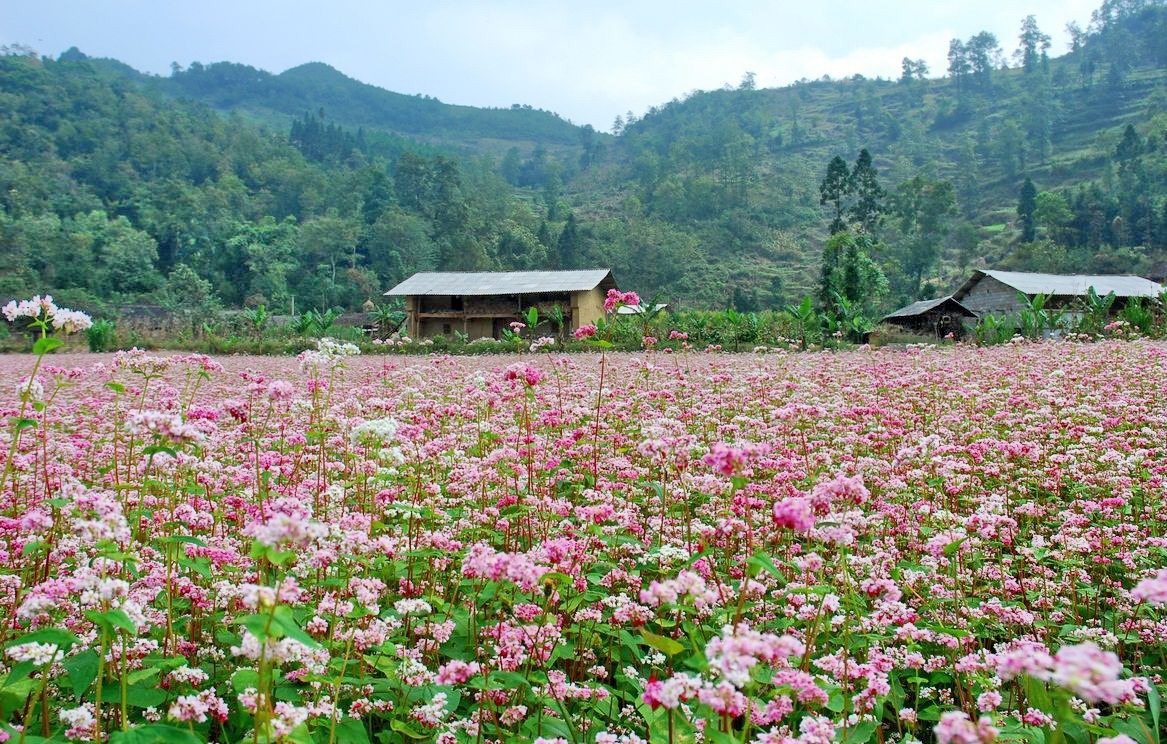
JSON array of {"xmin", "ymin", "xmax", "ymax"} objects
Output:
[{"xmin": 783, "ymin": 297, "xmax": 821, "ymax": 350}]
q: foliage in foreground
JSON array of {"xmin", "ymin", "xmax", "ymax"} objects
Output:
[{"xmin": 0, "ymin": 297, "xmax": 1165, "ymax": 742}]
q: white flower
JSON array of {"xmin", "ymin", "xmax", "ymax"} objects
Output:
[
  {"xmin": 351, "ymin": 417, "xmax": 399, "ymax": 445},
  {"xmin": 6, "ymin": 641, "xmax": 60, "ymax": 666}
]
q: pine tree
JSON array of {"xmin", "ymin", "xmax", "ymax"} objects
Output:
[
  {"xmin": 849, "ymin": 149, "xmax": 885, "ymax": 233},
  {"xmin": 819, "ymin": 156, "xmax": 852, "ymax": 234},
  {"xmin": 1018, "ymin": 178, "xmax": 1038, "ymax": 242}
]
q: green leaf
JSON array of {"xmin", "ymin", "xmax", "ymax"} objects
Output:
[
  {"xmin": 6, "ymin": 627, "xmax": 79, "ymax": 651},
  {"xmin": 1112, "ymin": 716, "xmax": 1157, "ymax": 744},
  {"xmin": 110, "ymin": 724, "xmax": 205, "ymax": 744},
  {"xmin": 1149, "ymin": 685, "xmax": 1161, "ymax": 739},
  {"xmin": 272, "ymin": 605, "xmax": 322, "ymax": 648},
  {"xmin": 639, "ymin": 628, "xmax": 684, "ymax": 657},
  {"xmin": 32, "ymin": 337, "xmax": 63, "ymax": 355},
  {"xmin": 105, "ymin": 381, "xmax": 126, "ymax": 394},
  {"xmin": 1022, "ymin": 675, "xmax": 1054, "ymax": 713},
  {"xmin": 239, "ymin": 613, "xmax": 278, "ymax": 642},
  {"xmin": 231, "ymin": 668, "xmax": 259, "ymax": 692},
  {"xmin": 100, "ymin": 684, "xmax": 167, "ymax": 708},
  {"xmin": 127, "ymin": 666, "xmax": 160, "ymax": 685},
  {"xmin": 826, "ymin": 689, "xmax": 845, "ymax": 713},
  {"xmin": 85, "ymin": 608, "xmax": 138, "ymax": 635},
  {"xmin": 390, "ymin": 719, "xmax": 429, "ymax": 739},
  {"xmin": 841, "ymin": 720, "xmax": 877, "ymax": 744},
  {"xmin": 746, "ymin": 551, "xmax": 785, "ymax": 582},
  {"xmin": 63, "ymin": 649, "xmax": 99, "ymax": 699},
  {"xmin": 333, "ymin": 718, "xmax": 370, "ymax": 744}
]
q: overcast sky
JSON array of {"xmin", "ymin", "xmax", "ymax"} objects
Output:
[{"xmin": 1, "ymin": 0, "xmax": 1102, "ymax": 129}]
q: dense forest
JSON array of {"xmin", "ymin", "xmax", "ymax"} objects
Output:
[{"xmin": 1, "ymin": 0, "xmax": 1166, "ymax": 318}]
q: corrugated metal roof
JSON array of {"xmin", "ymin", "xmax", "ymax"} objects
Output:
[
  {"xmin": 883, "ymin": 296, "xmax": 975, "ymax": 320},
  {"xmin": 385, "ymin": 269, "xmax": 616, "ymax": 296},
  {"xmin": 954, "ymin": 270, "xmax": 1163, "ymax": 299}
]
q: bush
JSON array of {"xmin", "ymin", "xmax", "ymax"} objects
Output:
[{"xmin": 86, "ymin": 318, "xmax": 117, "ymax": 352}]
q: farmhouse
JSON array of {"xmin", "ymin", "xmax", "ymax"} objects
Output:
[
  {"xmin": 385, "ymin": 269, "xmax": 618, "ymax": 339},
  {"xmin": 951, "ymin": 269, "xmax": 1164, "ymax": 316},
  {"xmin": 881, "ymin": 296, "xmax": 976, "ymax": 338}
]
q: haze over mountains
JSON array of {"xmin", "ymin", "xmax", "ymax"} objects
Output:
[{"xmin": 1, "ymin": 0, "xmax": 1165, "ymax": 315}]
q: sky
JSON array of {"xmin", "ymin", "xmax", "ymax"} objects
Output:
[{"xmin": 1, "ymin": 0, "xmax": 1103, "ymax": 129}]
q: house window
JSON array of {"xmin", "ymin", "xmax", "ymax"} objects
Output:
[
  {"xmin": 451, "ymin": 296, "xmax": 464, "ymax": 311},
  {"xmin": 443, "ymin": 323, "xmax": 452, "ymax": 335}
]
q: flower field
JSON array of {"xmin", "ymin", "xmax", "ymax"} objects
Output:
[{"xmin": 0, "ymin": 338, "xmax": 1165, "ymax": 744}]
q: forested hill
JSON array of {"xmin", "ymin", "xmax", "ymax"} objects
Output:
[
  {"xmin": 63, "ymin": 49, "xmax": 587, "ymax": 152},
  {"xmin": 572, "ymin": 1, "xmax": 1167, "ymax": 306},
  {"xmin": 1, "ymin": 0, "xmax": 1166, "ymax": 318}
]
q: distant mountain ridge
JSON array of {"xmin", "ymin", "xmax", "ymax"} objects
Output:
[{"xmin": 63, "ymin": 48, "xmax": 585, "ymax": 151}]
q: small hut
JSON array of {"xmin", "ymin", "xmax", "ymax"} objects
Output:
[
  {"xmin": 951, "ymin": 270, "xmax": 1163, "ymax": 316},
  {"xmin": 882, "ymin": 296, "xmax": 976, "ymax": 338},
  {"xmin": 385, "ymin": 269, "xmax": 618, "ymax": 339}
]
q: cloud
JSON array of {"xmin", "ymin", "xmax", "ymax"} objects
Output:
[{"xmin": 1, "ymin": 0, "xmax": 1104, "ymax": 129}]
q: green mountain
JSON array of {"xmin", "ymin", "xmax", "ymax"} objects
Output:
[
  {"xmin": 1, "ymin": 0, "xmax": 1166, "ymax": 318},
  {"xmin": 62, "ymin": 48, "xmax": 586, "ymax": 154}
]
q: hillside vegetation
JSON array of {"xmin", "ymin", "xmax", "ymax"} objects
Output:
[{"xmin": 1, "ymin": 0, "xmax": 1166, "ymax": 318}]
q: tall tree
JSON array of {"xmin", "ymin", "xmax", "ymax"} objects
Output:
[
  {"xmin": 947, "ymin": 39, "xmax": 971, "ymax": 99},
  {"xmin": 849, "ymin": 149, "xmax": 886, "ymax": 234},
  {"xmin": 1016, "ymin": 16, "xmax": 1052, "ymax": 73},
  {"xmin": 966, "ymin": 32, "xmax": 1002, "ymax": 89},
  {"xmin": 819, "ymin": 156, "xmax": 852, "ymax": 234},
  {"xmin": 1018, "ymin": 178, "xmax": 1038, "ymax": 242},
  {"xmin": 556, "ymin": 213, "xmax": 580, "ymax": 269},
  {"xmin": 892, "ymin": 176, "xmax": 957, "ymax": 298}
]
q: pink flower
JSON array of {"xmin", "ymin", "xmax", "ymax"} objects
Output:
[
  {"xmin": 934, "ymin": 711, "xmax": 998, "ymax": 744},
  {"xmin": 573, "ymin": 324, "xmax": 597, "ymax": 339},
  {"xmin": 702, "ymin": 442, "xmax": 764, "ymax": 476},
  {"xmin": 503, "ymin": 362, "xmax": 546, "ymax": 387},
  {"xmin": 772, "ymin": 497, "xmax": 815, "ymax": 532},
  {"xmin": 1132, "ymin": 568, "xmax": 1167, "ymax": 605},
  {"xmin": 1051, "ymin": 642, "xmax": 1139, "ymax": 705},
  {"xmin": 603, "ymin": 289, "xmax": 641, "ymax": 313}
]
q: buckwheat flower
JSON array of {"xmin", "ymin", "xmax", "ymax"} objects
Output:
[
  {"xmin": 243, "ymin": 497, "xmax": 326, "ymax": 549},
  {"xmin": 1097, "ymin": 736, "xmax": 1138, "ymax": 744},
  {"xmin": 49, "ymin": 307, "xmax": 93, "ymax": 333},
  {"xmin": 772, "ymin": 497, "xmax": 815, "ymax": 532},
  {"xmin": 125, "ymin": 410, "xmax": 206, "ymax": 445},
  {"xmin": 934, "ymin": 711, "xmax": 998, "ymax": 744},
  {"xmin": 6, "ymin": 641, "xmax": 60, "ymax": 666},
  {"xmin": 503, "ymin": 362, "xmax": 546, "ymax": 387},
  {"xmin": 976, "ymin": 691, "xmax": 1002, "ymax": 711},
  {"xmin": 168, "ymin": 665, "xmax": 210, "ymax": 686},
  {"xmin": 1131, "ymin": 567, "xmax": 1167, "ymax": 605},
  {"xmin": 315, "ymin": 337, "xmax": 360, "ymax": 357},
  {"xmin": 412, "ymin": 692, "xmax": 449, "ymax": 727},
  {"xmin": 1050, "ymin": 642, "xmax": 1138, "ymax": 705},
  {"xmin": 394, "ymin": 598, "xmax": 433, "ymax": 616},
  {"xmin": 435, "ymin": 659, "xmax": 480, "ymax": 685},
  {"xmin": 573, "ymin": 324, "xmax": 597, "ymax": 340},
  {"xmin": 702, "ymin": 441, "xmax": 764, "ymax": 476},
  {"xmin": 3, "ymin": 295, "xmax": 57, "ymax": 321},
  {"xmin": 265, "ymin": 380, "xmax": 295, "ymax": 401},
  {"xmin": 603, "ymin": 289, "xmax": 641, "ymax": 313},
  {"xmin": 705, "ymin": 624, "xmax": 804, "ymax": 687},
  {"xmin": 14, "ymin": 376, "xmax": 44, "ymax": 404},
  {"xmin": 168, "ymin": 694, "xmax": 211, "ymax": 723},
  {"xmin": 59, "ymin": 704, "xmax": 96, "ymax": 740},
  {"xmin": 271, "ymin": 702, "xmax": 310, "ymax": 738},
  {"xmin": 351, "ymin": 417, "xmax": 400, "ymax": 446}
]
